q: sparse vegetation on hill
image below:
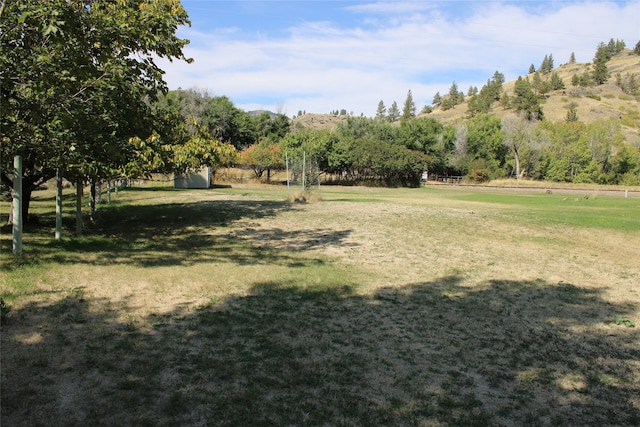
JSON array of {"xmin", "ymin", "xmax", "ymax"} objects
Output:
[{"xmin": 285, "ymin": 43, "xmax": 640, "ymax": 185}]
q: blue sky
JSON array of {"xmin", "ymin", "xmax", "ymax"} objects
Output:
[{"xmin": 157, "ymin": 0, "xmax": 640, "ymax": 117}]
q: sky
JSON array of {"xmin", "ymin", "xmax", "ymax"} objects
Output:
[{"xmin": 157, "ymin": 0, "xmax": 640, "ymax": 117}]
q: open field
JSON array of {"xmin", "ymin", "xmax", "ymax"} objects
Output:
[{"xmin": 1, "ymin": 183, "xmax": 639, "ymax": 426}]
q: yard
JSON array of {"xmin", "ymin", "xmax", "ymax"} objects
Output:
[{"xmin": 1, "ymin": 182, "xmax": 639, "ymax": 426}]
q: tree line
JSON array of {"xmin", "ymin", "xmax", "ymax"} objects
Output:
[{"xmin": 2, "ymin": 0, "xmax": 639, "ymax": 227}]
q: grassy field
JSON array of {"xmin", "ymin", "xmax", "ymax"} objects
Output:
[{"xmin": 1, "ymin": 182, "xmax": 639, "ymax": 426}]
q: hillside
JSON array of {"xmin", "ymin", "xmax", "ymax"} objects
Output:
[{"xmin": 293, "ymin": 50, "xmax": 640, "ymax": 145}]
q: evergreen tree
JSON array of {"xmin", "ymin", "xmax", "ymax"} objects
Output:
[
  {"xmin": 593, "ymin": 43, "xmax": 610, "ymax": 85},
  {"xmin": 529, "ymin": 64, "xmax": 536, "ymax": 74},
  {"xmin": 432, "ymin": 92, "xmax": 442, "ymax": 106},
  {"xmin": 634, "ymin": 41, "xmax": 640, "ymax": 55},
  {"xmin": 500, "ymin": 92, "xmax": 510, "ymax": 110},
  {"xmin": 402, "ymin": 90, "xmax": 416, "ymax": 121},
  {"xmin": 550, "ymin": 72, "xmax": 565, "ymax": 90},
  {"xmin": 448, "ymin": 81, "xmax": 459, "ymax": 103},
  {"xmin": 540, "ymin": 55, "xmax": 549, "ymax": 73},
  {"xmin": 512, "ymin": 77, "xmax": 543, "ymax": 121},
  {"xmin": 540, "ymin": 54, "xmax": 554, "ymax": 74},
  {"xmin": 421, "ymin": 105, "xmax": 433, "ymax": 114},
  {"xmin": 569, "ymin": 52, "xmax": 576, "ymax": 64},
  {"xmin": 491, "ymin": 71, "xmax": 505, "ymax": 98},
  {"xmin": 375, "ymin": 100, "xmax": 387, "ymax": 120},
  {"xmin": 571, "ymin": 74, "xmax": 580, "ymax": 87},
  {"xmin": 532, "ymin": 72, "xmax": 542, "ymax": 95},
  {"xmin": 566, "ymin": 102, "xmax": 579, "ymax": 122},
  {"xmin": 468, "ymin": 86, "xmax": 478, "ymax": 96},
  {"xmin": 388, "ymin": 101, "xmax": 400, "ymax": 122}
]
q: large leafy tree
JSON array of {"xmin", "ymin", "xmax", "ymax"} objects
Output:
[{"xmin": 1, "ymin": 0, "xmax": 191, "ymax": 223}]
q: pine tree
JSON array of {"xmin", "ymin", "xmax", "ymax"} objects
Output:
[
  {"xmin": 607, "ymin": 38, "xmax": 616, "ymax": 56},
  {"xmin": 402, "ymin": 90, "xmax": 416, "ymax": 121},
  {"xmin": 375, "ymin": 100, "xmax": 387, "ymax": 120},
  {"xmin": 529, "ymin": 64, "xmax": 535, "ymax": 74},
  {"xmin": 387, "ymin": 101, "xmax": 400, "ymax": 121},
  {"xmin": 500, "ymin": 92, "xmax": 510, "ymax": 110},
  {"xmin": 571, "ymin": 74, "xmax": 580, "ymax": 87},
  {"xmin": 540, "ymin": 54, "xmax": 549, "ymax": 74},
  {"xmin": 512, "ymin": 76, "xmax": 543, "ymax": 120},
  {"xmin": 593, "ymin": 43, "xmax": 610, "ymax": 85},
  {"xmin": 566, "ymin": 102, "xmax": 579, "ymax": 122},
  {"xmin": 448, "ymin": 81, "xmax": 459, "ymax": 104},
  {"xmin": 432, "ymin": 92, "xmax": 442, "ymax": 106},
  {"xmin": 550, "ymin": 72, "xmax": 565, "ymax": 90},
  {"xmin": 634, "ymin": 41, "xmax": 640, "ymax": 55},
  {"xmin": 569, "ymin": 52, "xmax": 576, "ymax": 64}
]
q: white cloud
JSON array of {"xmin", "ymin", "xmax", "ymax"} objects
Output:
[{"xmin": 158, "ymin": 1, "xmax": 640, "ymax": 117}]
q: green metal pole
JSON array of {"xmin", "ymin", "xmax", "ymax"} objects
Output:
[
  {"xmin": 76, "ymin": 179, "xmax": 83, "ymax": 235},
  {"xmin": 55, "ymin": 168, "xmax": 63, "ymax": 239},
  {"xmin": 13, "ymin": 155, "xmax": 23, "ymax": 254}
]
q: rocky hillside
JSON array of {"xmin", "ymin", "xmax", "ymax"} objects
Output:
[{"xmin": 293, "ymin": 50, "xmax": 640, "ymax": 145}]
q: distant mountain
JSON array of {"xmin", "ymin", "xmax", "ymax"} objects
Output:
[{"xmin": 248, "ymin": 110, "xmax": 278, "ymax": 118}]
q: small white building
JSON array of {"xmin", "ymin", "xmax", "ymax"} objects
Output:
[{"xmin": 173, "ymin": 167, "xmax": 211, "ymax": 189}]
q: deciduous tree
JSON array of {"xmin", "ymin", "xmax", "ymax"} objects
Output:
[{"xmin": 1, "ymin": 0, "xmax": 191, "ymax": 223}]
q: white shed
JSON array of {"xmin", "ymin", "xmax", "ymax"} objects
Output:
[{"xmin": 173, "ymin": 167, "xmax": 211, "ymax": 189}]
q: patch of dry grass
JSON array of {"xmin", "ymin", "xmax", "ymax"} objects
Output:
[{"xmin": 1, "ymin": 183, "xmax": 639, "ymax": 426}]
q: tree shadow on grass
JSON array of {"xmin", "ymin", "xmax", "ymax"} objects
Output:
[
  {"xmin": 2, "ymin": 276, "xmax": 638, "ymax": 426},
  {"xmin": 2, "ymin": 196, "xmax": 356, "ymax": 269}
]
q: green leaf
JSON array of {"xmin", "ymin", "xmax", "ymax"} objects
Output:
[{"xmin": 615, "ymin": 316, "xmax": 636, "ymax": 328}]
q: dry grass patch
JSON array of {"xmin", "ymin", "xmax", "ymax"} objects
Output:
[{"xmin": 1, "ymin": 184, "xmax": 639, "ymax": 426}]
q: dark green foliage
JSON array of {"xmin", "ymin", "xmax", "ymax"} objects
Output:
[
  {"xmin": 569, "ymin": 52, "xmax": 576, "ymax": 64},
  {"xmin": 432, "ymin": 92, "xmax": 442, "ymax": 106},
  {"xmin": 566, "ymin": 102, "xmax": 579, "ymax": 122},
  {"xmin": 540, "ymin": 54, "xmax": 554, "ymax": 74},
  {"xmin": 158, "ymin": 90, "xmax": 290, "ymax": 150},
  {"xmin": 571, "ymin": 74, "xmax": 580, "ymax": 87},
  {"xmin": 375, "ymin": 100, "xmax": 387, "ymax": 120},
  {"xmin": 529, "ymin": 64, "xmax": 536, "ymax": 74},
  {"xmin": 1, "ymin": 0, "xmax": 191, "ymax": 222},
  {"xmin": 512, "ymin": 77, "xmax": 544, "ymax": 121},
  {"xmin": 466, "ymin": 71, "xmax": 504, "ymax": 117},
  {"xmin": 634, "ymin": 41, "xmax": 640, "ymax": 55},
  {"xmin": 388, "ymin": 101, "xmax": 400, "ymax": 122},
  {"xmin": 608, "ymin": 38, "xmax": 626, "ymax": 55},
  {"xmin": 550, "ymin": 72, "xmax": 565, "ymax": 90},
  {"xmin": 441, "ymin": 81, "xmax": 463, "ymax": 111},
  {"xmin": 615, "ymin": 73, "xmax": 639, "ymax": 95},
  {"xmin": 402, "ymin": 90, "xmax": 416, "ymax": 121},
  {"xmin": 593, "ymin": 42, "xmax": 610, "ymax": 85}
]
